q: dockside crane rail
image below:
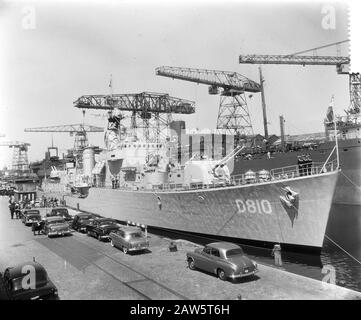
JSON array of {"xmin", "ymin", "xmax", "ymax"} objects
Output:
[{"xmin": 156, "ymin": 66, "xmax": 261, "ymax": 136}]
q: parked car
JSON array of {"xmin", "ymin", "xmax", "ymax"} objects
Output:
[
  {"xmin": 21, "ymin": 209, "xmax": 41, "ymax": 224},
  {"xmin": 86, "ymin": 218, "xmax": 120, "ymax": 241},
  {"xmin": 71, "ymin": 213, "xmax": 96, "ymax": 232},
  {"xmin": 46, "ymin": 207, "xmax": 73, "ymax": 224},
  {"xmin": 23, "ymin": 211, "xmax": 42, "ymax": 226},
  {"xmin": 43, "ymin": 216, "xmax": 71, "ymax": 238},
  {"xmin": 0, "ymin": 261, "xmax": 58, "ymax": 300},
  {"xmin": 109, "ymin": 226, "xmax": 149, "ymax": 254},
  {"xmin": 186, "ymin": 242, "xmax": 258, "ymax": 281}
]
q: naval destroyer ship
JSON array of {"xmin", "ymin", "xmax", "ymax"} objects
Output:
[{"xmin": 39, "ymin": 101, "xmax": 340, "ymax": 253}]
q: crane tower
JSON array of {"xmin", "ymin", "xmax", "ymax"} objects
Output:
[
  {"xmin": 0, "ymin": 141, "xmax": 31, "ymax": 172},
  {"xmin": 156, "ymin": 67, "xmax": 261, "ymax": 136}
]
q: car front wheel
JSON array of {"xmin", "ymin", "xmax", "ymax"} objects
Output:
[
  {"xmin": 217, "ymin": 269, "xmax": 227, "ymax": 281},
  {"xmin": 188, "ymin": 258, "xmax": 196, "ymax": 270}
]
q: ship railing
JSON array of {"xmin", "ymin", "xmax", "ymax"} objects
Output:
[{"xmin": 97, "ymin": 158, "xmax": 338, "ymax": 192}]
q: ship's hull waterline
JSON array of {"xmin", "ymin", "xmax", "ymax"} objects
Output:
[{"xmin": 62, "ymin": 170, "xmax": 339, "ymax": 250}]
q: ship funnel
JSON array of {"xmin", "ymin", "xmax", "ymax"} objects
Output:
[{"xmin": 83, "ymin": 147, "xmax": 95, "ymax": 178}]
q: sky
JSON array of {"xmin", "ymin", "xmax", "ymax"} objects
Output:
[{"xmin": 0, "ymin": 0, "xmax": 350, "ymax": 167}]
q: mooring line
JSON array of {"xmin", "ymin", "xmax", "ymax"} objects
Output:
[
  {"xmin": 325, "ymin": 234, "xmax": 361, "ymax": 266},
  {"xmin": 340, "ymin": 171, "xmax": 361, "ymax": 191}
]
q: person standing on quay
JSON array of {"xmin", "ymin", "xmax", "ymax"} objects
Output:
[{"xmin": 271, "ymin": 243, "xmax": 282, "ymax": 266}]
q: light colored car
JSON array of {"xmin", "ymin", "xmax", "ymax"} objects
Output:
[
  {"xmin": 43, "ymin": 216, "xmax": 71, "ymax": 238},
  {"xmin": 186, "ymin": 242, "xmax": 258, "ymax": 281},
  {"xmin": 109, "ymin": 226, "xmax": 149, "ymax": 254}
]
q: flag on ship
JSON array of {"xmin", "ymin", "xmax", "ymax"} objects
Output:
[{"xmin": 326, "ymin": 96, "xmax": 334, "ymax": 123}]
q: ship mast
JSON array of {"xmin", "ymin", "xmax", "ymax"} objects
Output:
[
  {"xmin": 259, "ymin": 66, "xmax": 269, "ymax": 140},
  {"xmin": 279, "ymin": 115, "xmax": 286, "ymax": 151}
]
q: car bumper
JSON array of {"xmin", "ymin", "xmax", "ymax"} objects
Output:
[
  {"xmin": 48, "ymin": 230, "xmax": 71, "ymax": 236},
  {"xmin": 230, "ymin": 269, "xmax": 258, "ymax": 279},
  {"xmin": 128, "ymin": 246, "xmax": 149, "ymax": 252}
]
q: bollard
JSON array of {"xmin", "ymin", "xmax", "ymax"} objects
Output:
[{"xmin": 169, "ymin": 241, "xmax": 178, "ymax": 252}]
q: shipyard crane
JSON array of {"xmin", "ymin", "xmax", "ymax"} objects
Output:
[
  {"xmin": 238, "ymin": 40, "xmax": 361, "ymax": 136},
  {"xmin": 239, "ymin": 40, "xmax": 350, "ymax": 74},
  {"xmin": 0, "ymin": 141, "xmax": 30, "ymax": 172},
  {"xmin": 25, "ymin": 123, "xmax": 104, "ymax": 170},
  {"xmin": 73, "ymin": 92, "xmax": 195, "ymax": 143},
  {"xmin": 155, "ymin": 67, "xmax": 261, "ymax": 136},
  {"xmin": 25, "ymin": 123, "xmax": 104, "ymax": 152}
]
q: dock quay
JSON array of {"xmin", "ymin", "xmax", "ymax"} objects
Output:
[{"xmin": 0, "ymin": 199, "xmax": 360, "ymax": 300}]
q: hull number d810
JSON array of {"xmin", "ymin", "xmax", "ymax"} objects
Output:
[{"xmin": 236, "ymin": 199, "xmax": 272, "ymax": 215}]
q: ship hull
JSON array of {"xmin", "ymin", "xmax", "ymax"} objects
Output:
[{"xmin": 62, "ymin": 170, "xmax": 338, "ymax": 250}]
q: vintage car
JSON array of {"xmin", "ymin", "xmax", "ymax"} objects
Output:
[
  {"xmin": 109, "ymin": 226, "xmax": 149, "ymax": 254},
  {"xmin": 86, "ymin": 218, "xmax": 120, "ymax": 241},
  {"xmin": 71, "ymin": 213, "xmax": 97, "ymax": 232},
  {"xmin": 23, "ymin": 211, "xmax": 42, "ymax": 226},
  {"xmin": 43, "ymin": 216, "xmax": 72, "ymax": 238},
  {"xmin": 46, "ymin": 207, "xmax": 73, "ymax": 224},
  {"xmin": 0, "ymin": 261, "xmax": 58, "ymax": 300},
  {"xmin": 186, "ymin": 242, "xmax": 258, "ymax": 281},
  {"xmin": 21, "ymin": 209, "xmax": 41, "ymax": 224}
]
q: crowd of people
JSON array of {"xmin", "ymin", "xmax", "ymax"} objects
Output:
[{"xmin": 7, "ymin": 195, "xmax": 65, "ymax": 220}]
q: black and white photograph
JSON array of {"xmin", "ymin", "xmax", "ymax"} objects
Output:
[{"xmin": 0, "ymin": 0, "xmax": 360, "ymax": 308}]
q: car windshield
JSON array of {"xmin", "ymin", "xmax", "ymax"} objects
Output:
[
  {"xmin": 48, "ymin": 219, "xmax": 65, "ymax": 225},
  {"xmin": 225, "ymin": 248, "xmax": 244, "ymax": 258},
  {"xmin": 130, "ymin": 232, "xmax": 142, "ymax": 238},
  {"xmin": 26, "ymin": 211, "xmax": 40, "ymax": 215},
  {"xmin": 28, "ymin": 214, "xmax": 40, "ymax": 218},
  {"xmin": 53, "ymin": 209, "xmax": 69, "ymax": 216},
  {"xmin": 100, "ymin": 221, "xmax": 116, "ymax": 226}
]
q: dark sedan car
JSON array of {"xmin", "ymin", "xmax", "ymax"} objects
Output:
[
  {"xmin": 43, "ymin": 216, "xmax": 72, "ymax": 238},
  {"xmin": 186, "ymin": 242, "xmax": 258, "ymax": 281},
  {"xmin": 71, "ymin": 213, "xmax": 96, "ymax": 232},
  {"xmin": 21, "ymin": 209, "xmax": 41, "ymax": 225},
  {"xmin": 86, "ymin": 218, "xmax": 120, "ymax": 241},
  {"xmin": 46, "ymin": 207, "xmax": 73, "ymax": 224},
  {"xmin": 0, "ymin": 261, "xmax": 58, "ymax": 300}
]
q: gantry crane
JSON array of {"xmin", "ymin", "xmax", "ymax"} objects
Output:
[
  {"xmin": 238, "ymin": 40, "xmax": 360, "ymax": 137},
  {"xmin": 155, "ymin": 67, "xmax": 261, "ymax": 136},
  {"xmin": 24, "ymin": 123, "xmax": 104, "ymax": 170},
  {"xmin": 73, "ymin": 92, "xmax": 195, "ymax": 143},
  {"xmin": 0, "ymin": 141, "xmax": 31, "ymax": 172},
  {"xmin": 239, "ymin": 40, "xmax": 350, "ymax": 74},
  {"xmin": 25, "ymin": 123, "xmax": 104, "ymax": 152}
]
